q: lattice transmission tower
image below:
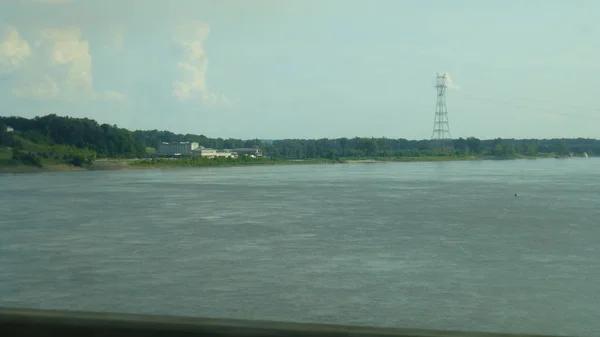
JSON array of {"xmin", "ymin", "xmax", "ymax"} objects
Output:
[{"xmin": 431, "ymin": 73, "xmax": 452, "ymax": 149}]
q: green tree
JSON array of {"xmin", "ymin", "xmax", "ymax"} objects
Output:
[
  {"xmin": 556, "ymin": 141, "xmax": 569, "ymax": 155},
  {"xmin": 502, "ymin": 144, "xmax": 516, "ymax": 156},
  {"xmin": 465, "ymin": 137, "xmax": 482, "ymax": 154},
  {"xmin": 327, "ymin": 149, "xmax": 340, "ymax": 160},
  {"xmin": 12, "ymin": 149, "xmax": 43, "ymax": 168},
  {"xmin": 69, "ymin": 154, "xmax": 91, "ymax": 167},
  {"xmin": 526, "ymin": 141, "xmax": 538, "ymax": 155},
  {"xmin": 339, "ymin": 137, "xmax": 348, "ymax": 157},
  {"xmin": 492, "ymin": 144, "xmax": 504, "ymax": 156},
  {"xmin": 0, "ymin": 123, "xmax": 6, "ymax": 146}
]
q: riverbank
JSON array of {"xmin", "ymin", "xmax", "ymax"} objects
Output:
[
  {"xmin": 0, "ymin": 153, "xmax": 577, "ymax": 174},
  {"xmin": 0, "ymin": 158, "xmax": 336, "ymax": 173},
  {"xmin": 0, "ymin": 163, "xmax": 87, "ymax": 173},
  {"xmin": 345, "ymin": 155, "xmax": 478, "ymax": 163},
  {"xmin": 343, "ymin": 153, "xmax": 560, "ymax": 163},
  {"xmin": 127, "ymin": 158, "xmax": 340, "ymax": 170}
]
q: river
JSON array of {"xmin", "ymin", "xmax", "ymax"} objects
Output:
[{"xmin": 1, "ymin": 158, "xmax": 599, "ymax": 336}]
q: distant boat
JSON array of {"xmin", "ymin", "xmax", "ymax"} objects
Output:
[{"xmin": 584, "ymin": 152, "xmax": 589, "ymax": 158}]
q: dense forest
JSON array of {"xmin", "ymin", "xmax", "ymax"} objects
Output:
[
  {"xmin": 1, "ymin": 114, "xmax": 598, "ymax": 167},
  {"xmin": 0, "ymin": 114, "xmax": 145, "ymax": 158}
]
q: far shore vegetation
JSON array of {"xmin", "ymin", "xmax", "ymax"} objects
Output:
[{"xmin": 0, "ymin": 114, "xmax": 594, "ymax": 173}]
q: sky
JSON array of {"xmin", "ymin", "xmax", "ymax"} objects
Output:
[{"xmin": 1, "ymin": 0, "xmax": 599, "ymax": 140}]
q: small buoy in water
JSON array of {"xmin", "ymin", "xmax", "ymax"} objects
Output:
[{"xmin": 514, "ymin": 193, "xmax": 518, "ymax": 197}]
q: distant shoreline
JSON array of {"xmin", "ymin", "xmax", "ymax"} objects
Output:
[{"xmin": 0, "ymin": 154, "xmax": 580, "ymax": 174}]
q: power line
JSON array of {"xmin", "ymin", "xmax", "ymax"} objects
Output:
[
  {"xmin": 515, "ymin": 96, "xmax": 600, "ymax": 114},
  {"xmin": 454, "ymin": 91, "xmax": 600, "ymax": 121}
]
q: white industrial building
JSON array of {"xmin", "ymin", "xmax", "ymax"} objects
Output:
[
  {"xmin": 198, "ymin": 148, "xmax": 238, "ymax": 159},
  {"xmin": 157, "ymin": 142, "xmax": 199, "ymax": 156},
  {"xmin": 157, "ymin": 142, "xmax": 239, "ymax": 158},
  {"xmin": 232, "ymin": 146, "xmax": 263, "ymax": 157}
]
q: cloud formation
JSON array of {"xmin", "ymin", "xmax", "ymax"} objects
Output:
[
  {"xmin": 0, "ymin": 25, "xmax": 124, "ymax": 101},
  {"xmin": 0, "ymin": 25, "xmax": 31, "ymax": 72},
  {"xmin": 441, "ymin": 72, "xmax": 460, "ymax": 90},
  {"xmin": 42, "ymin": 28, "xmax": 93, "ymax": 95},
  {"xmin": 172, "ymin": 20, "xmax": 230, "ymax": 106}
]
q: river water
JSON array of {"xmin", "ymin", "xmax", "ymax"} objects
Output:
[{"xmin": 1, "ymin": 159, "xmax": 599, "ymax": 336}]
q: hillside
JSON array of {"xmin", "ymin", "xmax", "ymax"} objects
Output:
[{"xmin": 0, "ymin": 133, "xmax": 96, "ymax": 171}]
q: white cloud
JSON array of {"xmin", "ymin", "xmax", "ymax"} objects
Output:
[
  {"xmin": 41, "ymin": 27, "xmax": 93, "ymax": 95},
  {"xmin": 441, "ymin": 72, "xmax": 460, "ymax": 90},
  {"xmin": 172, "ymin": 20, "xmax": 231, "ymax": 106},
  {"xmin": 95, "ymin": 90, "xmax": 125, "ymax": 101},
  {"xmin": 0, "ymin": 25, "xmax": 32, "ymax": 72},
  {"xmin": 5, "ymin": 25, "xmax": 124, "ymax": 101},
  {"xmin": 12, "ymin": 75, "xmax": 59, "ymax": 98}
]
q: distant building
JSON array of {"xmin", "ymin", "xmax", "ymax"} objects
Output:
[
  {"xmin": 6, "ymin": 126, "xmax": 13, "ymax": 132},
  {"xmin": 157, "ymin": 142, "xmax": 199, "ymax": 156},
  {"xmin": 157, "ymin": 142, "xmax": 258, "ymax": 158},
  {"xmin": 231, "ymin": 146, "xmax": 263, "ymax": 157},
  {"xmin": 197, "ymin": 148, "xmax": 237, "ymax": 159}
]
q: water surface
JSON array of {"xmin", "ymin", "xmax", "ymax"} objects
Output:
[{"xmin": 1, "ymin": 158, "xmax": 599, "ymax": 336}]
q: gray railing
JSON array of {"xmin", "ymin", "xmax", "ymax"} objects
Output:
[{"xmin": 0, "ymin": 307, "xmax": 568, "ymax": 337}]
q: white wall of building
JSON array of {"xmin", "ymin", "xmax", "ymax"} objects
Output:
[
  {"xmin": 157, "ymin": 142, "xmax": 241, "ymax": 159},
  {"xmin": 158, "ymin": 142, "xmax": 200, "ymax": 156}
]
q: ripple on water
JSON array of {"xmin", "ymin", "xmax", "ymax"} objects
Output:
[{"xmin": 1, "ymin": 160, "xmax": 600, "ymax": 336}]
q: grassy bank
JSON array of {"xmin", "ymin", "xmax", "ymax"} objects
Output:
[
  {"xmin": 1, "ymin": 149, "xmax": 87, "ymax": 173},
  {"xmin": 0, "ymin": 152, "xmax": 583, "ymax": 174},
  {"xmin": 342, "ymin": 153, "xmax": 558, "ymax": 163},
  {"xmin": 128, "ymin": 157, "xmax": 341, "ymax": 169},
  {"xmin": 345, "ymin": 155, "xmax": 479, "ymax": 163}
]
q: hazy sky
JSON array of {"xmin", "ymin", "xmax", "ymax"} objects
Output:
[{"xmin": 1, "ymin": 0, "xmax": 599, "ymax": 140}]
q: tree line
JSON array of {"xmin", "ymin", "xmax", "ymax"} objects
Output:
[
  {"xmin": 1, "ymin": 114, "xmax": 598, "ymax": 161},
  {"xmin": 263, "ymin": 136, "xmax": 592, "ymax": 159},
  {"xmin": 1, "ymin": 114, "xmax": 145, "ymax": 158}
]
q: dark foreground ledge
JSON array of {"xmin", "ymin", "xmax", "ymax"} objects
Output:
[{"xmin": 0, "ymin": 307, "xmax": 567, "ymax": 337}]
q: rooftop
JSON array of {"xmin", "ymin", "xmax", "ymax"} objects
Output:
[{"xmin": 232, "ymin": 147, "xmax": 261, "ymax": 151}]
